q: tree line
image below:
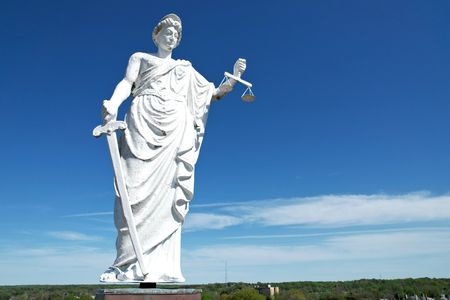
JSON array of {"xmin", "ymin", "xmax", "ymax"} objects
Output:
[{"xmin": 0, "ymin": 278, "xmax": 449, "ymax": 300}]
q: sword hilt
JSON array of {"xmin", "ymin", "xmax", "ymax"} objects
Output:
[{"xmin": 93, "ymin": 121, "xmax": 127, "ymax": 138}]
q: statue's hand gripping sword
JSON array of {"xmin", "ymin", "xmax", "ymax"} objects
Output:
[{"xmin": 93, "ymin": 121, "xmax": 150, "ymax": 280}]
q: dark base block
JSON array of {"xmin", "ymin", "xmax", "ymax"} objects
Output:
[
  {"xmin": 95, "ymin": 288, "xmax": 202, "ymax": 300},
  {"xmin": 139, "ymin": 282, "xmax": 157, "ymax": 289}
]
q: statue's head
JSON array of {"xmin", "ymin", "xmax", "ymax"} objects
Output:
[{"xmin": 152, "ymin": 13, "xmax": 182, "ymax": 51}]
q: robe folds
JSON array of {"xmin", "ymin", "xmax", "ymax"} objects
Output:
[{"xmin": 101, "ymin": 55, "xmax": 214, "ymax": 283}]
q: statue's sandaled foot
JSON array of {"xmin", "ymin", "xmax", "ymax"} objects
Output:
[{"xmin": 100, "ymin": 267, "xmax": 121, "ymax": 282}]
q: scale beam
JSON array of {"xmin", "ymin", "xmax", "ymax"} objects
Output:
[{"xmin": 224, "ymin": 72, "xmax": 253, "ymax": 88}]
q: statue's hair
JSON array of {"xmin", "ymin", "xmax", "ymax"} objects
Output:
[{"xmin": 152, "ymin": 14, "xmax": 182, "ymax": 48}]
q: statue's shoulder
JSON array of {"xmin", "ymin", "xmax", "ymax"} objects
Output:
[
  {"xmin": 129, "ymin": 52, "xmax": 151, "ymax": 62},
  {"xmin": 176, "ymin": 59, "xmax": 192, "ymax": 67},
  {"xmin": 176, "ymin": 58, "xmax": 191, "ymax": 64}
]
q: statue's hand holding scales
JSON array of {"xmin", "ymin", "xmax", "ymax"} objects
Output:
[
  {"xmin": 234, "ymin": 58, "xmax": 247, "ymax": 77},
  {"xmin": 94, "ymin": 13, "xmax": 253, "ymax": 283},
  {"xmin": 213, "ymin": 58, "xmax": 248, "ymax": 97}
]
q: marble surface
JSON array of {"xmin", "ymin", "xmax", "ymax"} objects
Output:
[{"xmin": 96, "ymin": 13, "xmax": 247, "ymax": 283}]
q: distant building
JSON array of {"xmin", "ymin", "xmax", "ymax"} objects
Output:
[{"xmin": 257, "ymin": 284, "xmax": 280, "ymax": 299}]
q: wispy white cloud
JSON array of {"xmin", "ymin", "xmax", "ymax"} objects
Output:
[
  {"xmin": 220, "ymin": 226, "xmax": 450, "ymax": 240},
  {"xmin": 14, "ymin": 248, "xmax": 60, "ymax": 256},
  {"xmin": 9, "ymin": 246, "xmax": 102, "ymax": 258},
  {"xmin": 63, "ymin": 192, "xmax": 450, "ymax": 231},
  {"xmin": 47, "ymin": 231, "xmax": 103, "ymax": 241},
  {"xmin": 184, "ymin": 229, "xmax": 450, "ymax": 267},
  {"xmin": 219, "ymin": 192, "xmax": 450, "ymax": 227},
  {"xmin": 191, "ymin": 201, "xmax": 251, "ymax": 208},
  {"xmin": 0, "ymin": 246, "xmax": 114, "ymax": 284},
  {"xmin": 183, "ymin": 229, "xmax": 450, "ymax": 283},
  {"xmin": 184, "ymin": 213, "xmax": 242, "ymax": 231},
  {"xmin": 63, "ymin": 211, "xmax": 113, "ymax": 217}
]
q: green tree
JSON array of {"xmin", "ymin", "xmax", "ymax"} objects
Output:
[
  {"xmin": 229, "ymin": 288, "xmax": 265, "ymax": 300},
  {"xmin": 202, "ymin": 291, "xmax": 218, "ymax": 300},
  {"xmin": 277, "ymin": 289, "xmax": 306, "ymax": 300}
]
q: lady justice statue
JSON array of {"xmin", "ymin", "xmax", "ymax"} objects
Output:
[{"xmin": 95, "ymin": 14, "xmax": 247, "ymax": 283}]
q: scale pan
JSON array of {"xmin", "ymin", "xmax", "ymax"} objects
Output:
[{"xmin": 241, "ymin": 94, "xmax": 255, "ymax": 102}]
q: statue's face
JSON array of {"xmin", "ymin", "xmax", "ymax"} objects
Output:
[{"xmin": 156, "ymin": 26, "xmax": 179, "ymax": 51}]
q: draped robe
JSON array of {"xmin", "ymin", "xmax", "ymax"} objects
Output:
[{"xmin": 101, "ymin": 54, "xmax": 214, "ymax": 282}]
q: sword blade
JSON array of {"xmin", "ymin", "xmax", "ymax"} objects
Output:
[{"xmin": 106, "ymin": 132, "xmax": 148, "ymax": 276}]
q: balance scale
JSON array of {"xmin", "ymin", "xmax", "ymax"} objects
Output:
[{"xmin": 219, "ymin": 72, "xmax": 255, "ymax": 102}]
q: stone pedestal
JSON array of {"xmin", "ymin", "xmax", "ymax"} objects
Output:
[{"xmin": 95, "ymin": 288, "xmax": 202, "ymax": 300}]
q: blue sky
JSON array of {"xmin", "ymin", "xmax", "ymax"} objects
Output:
[{"xmin": 1, "ymin": 0, "xmax": 450, "ymax": 284}]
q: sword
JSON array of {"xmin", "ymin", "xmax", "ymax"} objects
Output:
[{"xmin": 93, "ymin": 120, "xmax": 150, "ymax": 280}]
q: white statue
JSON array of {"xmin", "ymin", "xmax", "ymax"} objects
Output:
[{"xmin": 95, "ymin": 13, "xmax": 247, "ymax": 283}]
